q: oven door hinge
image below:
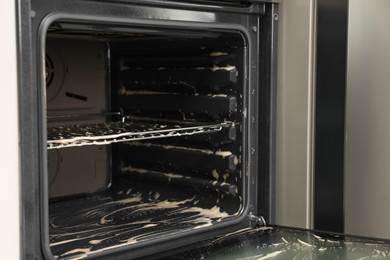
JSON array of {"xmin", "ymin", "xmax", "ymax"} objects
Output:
[{"xmin": 249, "ymin": 212, "xmax": 267, "ymax": 228}]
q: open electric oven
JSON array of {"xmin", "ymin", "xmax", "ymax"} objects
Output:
[
  {"xmin": 14, "ymin": 0, "xmax": 390, "ymax": 259},
  {"xmin": 18, "ymin": 0, "xmax": 276, "ymax": 259}
]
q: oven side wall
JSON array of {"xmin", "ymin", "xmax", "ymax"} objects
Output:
[{"xmin": 0, "ymin": 0, "xmax": 22, "ymax": 259}]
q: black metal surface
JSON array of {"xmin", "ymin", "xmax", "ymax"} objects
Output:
[
  {"xmin": 164, "ymin": 226, "xmax": 390, "ymax": 260},
  {"xmin": 257, "ymin": 2, "xmax": 277, "ymax": 225},
  {"xmin": 17, "ymin": 1, "xmax": 42, "ymax": 259},
  {"xmin": 314, "ymin": 0, "xmax": 348, "ymax": 233},
  {"xmin": 49, "ymin": 178, "xmax": 240, "ymax": 259}
]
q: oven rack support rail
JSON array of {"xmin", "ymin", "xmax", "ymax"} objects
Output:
[{"xmin": 47, "ymin": 121, "xmax": 232, "ymax": 149}]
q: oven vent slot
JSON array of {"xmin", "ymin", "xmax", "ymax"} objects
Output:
[
  {"xmin": 120, "ymin": 142, "xmax": 237, "ymax": 173},
  {"xmin": 47, "ymin": 121, "xmax": 232, "ymax": 149},
  {"xmin": 119, "ymin": 66, "xmax": 238, "ymax": 91},
  {"xmin": 120, "ymin": 53, "xmax": 234, "ymax": 69},
  {"xmin": 119, "ymin": 141, "xmax": 239, "ymax": 196},
  {"xmin": 121, "ymin": 166, "xmax": 237, "ymax": 197},
  {"xmin": 118, "ymin": 92, "xmax": 237, "ymax": 118}
]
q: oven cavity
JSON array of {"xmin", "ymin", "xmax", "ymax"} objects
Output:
[{"xmin": 45, "ymin": 23, "xmax": 246, "ymax": 259}]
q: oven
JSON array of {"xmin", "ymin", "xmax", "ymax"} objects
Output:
[{"xmin": 17, "ymin": 0, "xmax": 277, "ymax": 259}]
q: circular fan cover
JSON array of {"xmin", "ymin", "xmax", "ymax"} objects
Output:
[{"xmin": 45, "ymin": 47, "xmax": 65, "ymax": 103}]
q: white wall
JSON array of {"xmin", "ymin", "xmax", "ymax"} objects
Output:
[
  {"xmin": 345, "ymin": 0, "xmax": 390, "ymax": 239},
  {"xmin": 0, "ymin": 0, "xmax": 21, "ymax": 259},
  {"xmin": 275, "ymin": 0, "xmax": 316, "ymax": 228}
]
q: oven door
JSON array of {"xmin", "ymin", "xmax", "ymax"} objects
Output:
[{"xmin": 17, "ymin": 0, "xmax": 277, "ymax": 259}]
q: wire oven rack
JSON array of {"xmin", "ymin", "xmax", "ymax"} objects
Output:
[{"xmin": 47, "ymin": 121, "xmax": 231, "ymax": 149}]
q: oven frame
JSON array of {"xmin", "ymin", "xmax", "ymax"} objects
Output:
[{"xmin": 17, "ymin": 1, "xmax": 277, "ymax": 259}]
